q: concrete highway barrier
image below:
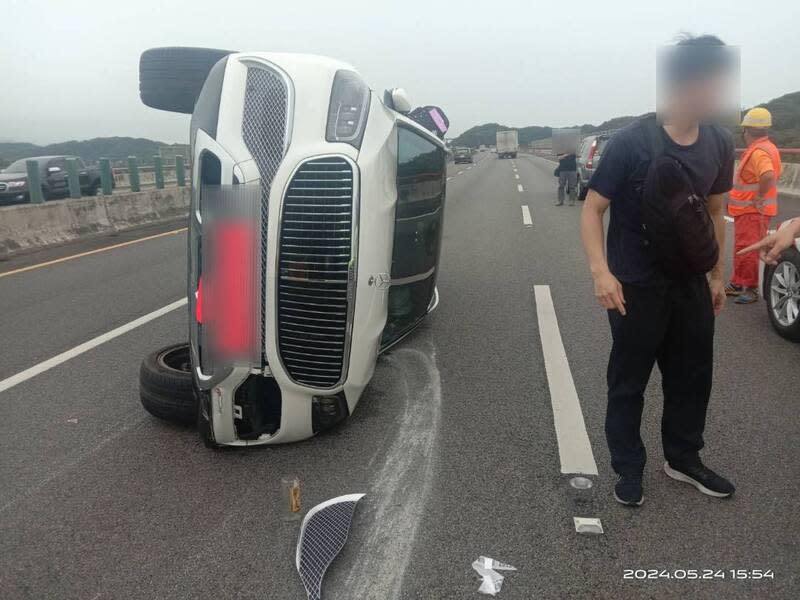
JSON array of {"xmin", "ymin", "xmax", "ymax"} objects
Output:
[{"xmin": 0, "ymin": 187, "xmax": 189, "ymax": 259}]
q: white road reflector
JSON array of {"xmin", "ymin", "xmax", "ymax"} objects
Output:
[
  {"xmin": 517, "ymin": 184, "xmax": 524, "ymax": 193},
  {"xmin": 0, "ymin": 298, "xmax": 187, "ymax": 394},
  {"xmin": 533, "ymin": 285, "xmax": 598, "ymax": 475},
  {"xmin": 573, "ymin": 517, "xmax": 604, "ymax": 535},
  {"xmin": 521, "ymin": 206, "xmax": 533, "ymax": 227}
]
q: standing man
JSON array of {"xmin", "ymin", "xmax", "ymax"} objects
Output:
[
  {"xmin": 556, "ymin": 151, "xmax": 577, "ymax": 206},
  {"xmin": 580, "ymin": 35, "xmax": 736, "ymax": 506},
  {"xmin": 725, "ymin": 107, "xmax": 782, "ymax": 304}
]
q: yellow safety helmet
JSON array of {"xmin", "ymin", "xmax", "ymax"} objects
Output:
[{"xmin": 740, "ymin": 107, "xmax": 772, "ymax": 128}]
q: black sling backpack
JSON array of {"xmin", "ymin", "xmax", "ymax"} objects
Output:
[{"xmin": 640, "ymin": 118, "xmax": 719, "ymax": 278}]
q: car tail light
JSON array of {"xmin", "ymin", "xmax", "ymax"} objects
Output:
[{"xmin": 586, "ymin": 139, "xmax": 598, "ymax": 169}]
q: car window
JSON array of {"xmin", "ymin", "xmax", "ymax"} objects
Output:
[
  {"xmin": 595, "ymin": 138, "xmax": 609, "ymax": 156},
  {"xmin": 77, "ymin": 159, "xmax": 86, "ymax": 169},
  {"xmin": 48, "ymin": 158, "xmax": 67, "ymax": 170},
  {"xmin": 397, "ymin": 127, "xmax": 446, "ymax": 218}
]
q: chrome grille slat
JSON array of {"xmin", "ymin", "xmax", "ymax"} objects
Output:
[{"xmin": 277, "ymin": 157, "xmax": 355, "ymax": 388}]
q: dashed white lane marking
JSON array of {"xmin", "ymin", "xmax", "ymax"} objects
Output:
[
  {"xmin": 522, "ymin": 205, "xmax": 533, "ymax": 227},
  {"xmin": 0, "ymin": 298, "xmax": 187, "ymax": 394},
  {"xmin": 515, "ymin": 174, "xmax": 520, "ymax": 179},
  {"xmin": 457, "ymin": 171, "xmax": 463, "ymax": 175},
  {"xmin": 533, "ymin": 285, "xmax": 598, "ymax": 475},
  {"xmin": 467, "ymin": 166, "xmax": 472, "ymax": 170},
  {"xmin": 447, "ymin": 176, "xmax": 453, "ymax": 181},
  {"xmin": 517, "ymin": 184, "xmax": 524, "ymax": 193}
]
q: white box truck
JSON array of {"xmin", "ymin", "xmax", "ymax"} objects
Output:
[{"xmin": 496, "ymin": 130, "xmax": 518, "ymax": 159}]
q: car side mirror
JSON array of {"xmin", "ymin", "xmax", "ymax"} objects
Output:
[
  {"xmin": 389, "ymin": 88, "xmax": 412, "ymax": 113},
  {"xmin": 47, "ymin": 166, "xmax": 61, "ymax": 173}
]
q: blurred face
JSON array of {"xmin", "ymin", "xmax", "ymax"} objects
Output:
[
  {"xmin": 657, "ymin": 44, "xmax": 740, "ymax": 125},
  {"xmin": 671, "ymin": 72, "xmax": 729, "ymax": 122}
]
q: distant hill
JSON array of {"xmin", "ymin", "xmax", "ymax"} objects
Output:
[
  {"xmin": 453, "ymin": 91, "xmax": 800, "ymax": 150},
  {"xmin": 0, "ymin": 137, "xmax": 188, "ymax": 168}
]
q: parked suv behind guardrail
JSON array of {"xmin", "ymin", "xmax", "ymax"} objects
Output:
[{"xmin": 0, "ymin": 156, "xmax": 103, "ymax": 204}]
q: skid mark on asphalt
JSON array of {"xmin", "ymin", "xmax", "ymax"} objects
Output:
[
  {"xmin": 339, "ymin": 343, "xmax": 442, "ymax": 600},
  {"xmin": 533, "ymin": 285, "xmax": 598, "ymax": 475},
  {"xmin": 0, "ymin": 411, "xmax": 145, "ymax": 514}
]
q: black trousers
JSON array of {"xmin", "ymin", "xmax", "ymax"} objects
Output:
[{"xmin": 606, "ymin": 275, "xmax": 714, "ymax": 476}]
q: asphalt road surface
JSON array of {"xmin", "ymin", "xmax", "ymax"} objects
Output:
[{"xmin": 1, "ymin": 151, "xmax": 798, "ymax": 600}]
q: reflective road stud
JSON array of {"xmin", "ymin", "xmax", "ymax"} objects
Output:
[
  {"xmin": 66, "ymin": 157, "xmax": 81, "ymax": 198},
  {"xmin": 26, "ymin": 160, "xmax": 44, "ymax": 203}
]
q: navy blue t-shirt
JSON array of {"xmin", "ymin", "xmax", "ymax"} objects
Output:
[{"xmin": 588, "ymin": 117, "xmax": 734, "ymax": 285}]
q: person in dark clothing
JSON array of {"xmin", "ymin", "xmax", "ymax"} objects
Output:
[
  {"xmin": 579, "ymin": 34, "xmax": 737, "ymax": 506},
  {"xmin": 556, "ymin": 152, "xmax": 577, "ymax": 206}
]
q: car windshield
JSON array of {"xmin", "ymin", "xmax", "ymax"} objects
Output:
[{"xmin": 3, "ymin": 159, "xmax": 36, "ymax": 173}]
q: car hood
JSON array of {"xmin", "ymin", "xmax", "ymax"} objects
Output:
[{"xmin": 0, "ymin": 173, "xmax": 27, "ymax": 182}]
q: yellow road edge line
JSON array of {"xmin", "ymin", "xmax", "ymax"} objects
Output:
[{"xmin": 0, "ymin": 227, "xmax": 187, "ymax": 279}]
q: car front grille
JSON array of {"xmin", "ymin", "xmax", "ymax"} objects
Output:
[
  {"xmin": 277, "ymin": 157, "xmax": 356, "ymax": 388},
  {"xmin": 241, "ymin": 64, "xmax": 289, "ymax": 354}
]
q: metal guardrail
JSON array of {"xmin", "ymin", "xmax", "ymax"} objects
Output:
[{"xmin": 13, "ymin": 155, "xmax": 190, "ymax": 205}]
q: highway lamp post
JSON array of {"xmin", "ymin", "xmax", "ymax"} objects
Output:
[
  {"xmin": 128, "ymin": 156, "xmax": 140, "ymax": 192},
  {"xmin": 26, "ymin": 160, "xmax": 44, "ymax": 203},
  {"xmin": 154, "ymin": 155, "xmax": 165, "ymax": 189},
  {"xmin": 175, "ymin": 155, "xmax": 186, "ymax": 187},
  {"xmin": 65, "ymin": 158, "xmax": 82, "ymax": 199},
  {"xmin": 99, "ymin": 158, "xmax": 113, "ymax": 196}
]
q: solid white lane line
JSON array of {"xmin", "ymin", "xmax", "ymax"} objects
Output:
[
  {"xmin": 533, "ymin": 285, "xmax": 598, "ymax": 475},
  {"xmin": 0, "ymin": 298, "xmax": 187, "ymax": 394},
  {"xmin": 522, "ymin": 205, "xmax": 533, "ymax": 227},
  {"xmin": 517, "ymin": 184, "xmax": 524, "ymax": 192}
]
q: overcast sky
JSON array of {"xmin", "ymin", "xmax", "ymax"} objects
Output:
[{"xmin": 4, "ymin": 0, "xmax": 799, "ymax": 144}]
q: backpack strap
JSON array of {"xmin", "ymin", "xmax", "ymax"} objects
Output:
[{"xmin": 641, "ymin": 115, "xmax": 665, "ymax": 162}]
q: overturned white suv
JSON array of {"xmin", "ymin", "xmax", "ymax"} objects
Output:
[{"xmin": 137, "ymin": 48, "xmax": 448, "ymax": 446}]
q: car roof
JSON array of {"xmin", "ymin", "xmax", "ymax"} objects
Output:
[{"xmin": 20, "ymin": 155, "xmax": 78, "ymax": 162}]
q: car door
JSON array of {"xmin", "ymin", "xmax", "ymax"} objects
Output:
[
  {"xmin": 45, "ymin": 158, "xmax": 69, "ymax": 197},
  {"xmin": 380, "ymin": 124, "xmax": 447, "ymax": 350}
]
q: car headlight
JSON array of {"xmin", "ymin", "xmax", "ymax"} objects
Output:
[
  {"xmin": 7, "ymin": 180, "xmax": 26, "ymax": 189},
  {"xmin": 325, "ymin": 70, "xmax": 370, "ymax": 149}
]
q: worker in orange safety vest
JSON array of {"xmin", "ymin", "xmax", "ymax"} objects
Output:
[{"xmin": 725, "ymin": 107, "xmax": 782, "ymax": 304}]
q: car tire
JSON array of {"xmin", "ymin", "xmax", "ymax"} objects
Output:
[
  {"xmin": 763, "ymin": 248, "xmax": 800, "ymax": 342},
  {"xmin": 139, "ymin": 47, "xmax": 233, "ymax": 114},
  {"xmin": 139, "ymin": 343, "xmax": 198, "ymax": 425}
]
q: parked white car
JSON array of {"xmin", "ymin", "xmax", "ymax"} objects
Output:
[{"xmin": 137, "ymin": 48, "xmax": 448, "ymax": 446}]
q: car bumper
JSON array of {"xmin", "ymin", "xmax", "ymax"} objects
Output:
[{"xmin": 0, "ymin": 190, "xmax": 28, "ymax": 204}]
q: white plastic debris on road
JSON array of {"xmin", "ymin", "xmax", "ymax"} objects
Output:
[{"xmin": 472, "ymin": 556, "xmax": 517, "ymax": 596}]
